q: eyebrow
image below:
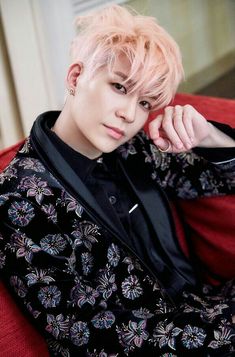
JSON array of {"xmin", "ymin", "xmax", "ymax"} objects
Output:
[
  {"xmin": 113, "ymin": 71, "xmax": 158, "ymax": 101},
  {"xmin": 113, "ymin": 71, "xmax": 135, "ymax": 85},
  {"xmin": 113, "ymin": 71, "xmax": 128, "ymax": 79}
]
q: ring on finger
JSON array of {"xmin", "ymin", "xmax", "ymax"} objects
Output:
[{"xmin": 158, "ymin": 140, "xmax": 171, "ymax": 153}]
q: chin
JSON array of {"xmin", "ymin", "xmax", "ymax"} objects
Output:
[
  {"xmin": 97, "ymin": 143, "xmax": 120, "ymax": 154},
  {"xmin": 100, "ymin": 147, "xmax": 117, "ymax": 154}
]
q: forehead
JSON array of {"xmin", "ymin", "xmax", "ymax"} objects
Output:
[
  {"xmin": 104, "ymin": 54, "xmax": 132, "ymax": 82},
  {"xmin": 111, "ymin": 54, "xmax": 132, "ymax": 72}
]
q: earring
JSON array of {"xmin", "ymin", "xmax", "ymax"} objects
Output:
[{"xmin": 69, "ymin": 88, "xmax": 75, "ymax": 96}]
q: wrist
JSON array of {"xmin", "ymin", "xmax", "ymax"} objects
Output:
[{"xmin": 198, "ymin": 123, "xmax": 235, "ymax": 148}]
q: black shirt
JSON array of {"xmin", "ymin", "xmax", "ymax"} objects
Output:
[{"xmin": 45, "ymin": 121, "xmax": 140, "ymax": 250}]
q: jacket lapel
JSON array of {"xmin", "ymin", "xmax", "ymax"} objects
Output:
[{"xmin": 31, "ymin": 117, "xmax": 130, "ymax": 242}]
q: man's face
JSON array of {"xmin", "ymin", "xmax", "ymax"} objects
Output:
[{"xmin": 64, "ymin": 56, "xmax": 154, "ymax": 159}]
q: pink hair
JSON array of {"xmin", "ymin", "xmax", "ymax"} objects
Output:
[{"xmin": 70, "ymin": 5, "xmax": 184, "ymax": 110}]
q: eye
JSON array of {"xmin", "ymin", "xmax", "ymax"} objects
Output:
[
  {"xmin": 112, "ymin": 83, "xmax": 127, "ymax": 94},
  {"xmin": 140, "ymin": 100, "xmax": 152, "ymax": 111}
]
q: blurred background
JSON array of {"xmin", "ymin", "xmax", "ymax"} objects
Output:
[{"xmin": 0, "ymin": 0, "xmax": 235, "ymax": 148}]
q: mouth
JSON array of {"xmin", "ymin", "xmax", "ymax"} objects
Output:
[{"xmin": 103, "ymin": 125, "xmax": 125, "ymax": 140}]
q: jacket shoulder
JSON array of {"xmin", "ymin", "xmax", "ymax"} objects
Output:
[{"xmin": 0, "ymin": 140, "xmax": 25, "ymax": 172}]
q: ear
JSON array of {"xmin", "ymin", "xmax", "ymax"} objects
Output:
[{"xmin": 66, "ymin": 62, "xmax": 83, "ymax": 91}]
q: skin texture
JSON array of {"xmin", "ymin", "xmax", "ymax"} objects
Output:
[
  {"xmin": 53, "ymin": 57, "xmax": 153, "ymax": 159},
  {"xmin": 53, "ymin": 56, "xmax": 235, "ymax": 158},
  {"xmin": 149, "ymin": 105, "xmax": 235, "ymax": 152}
]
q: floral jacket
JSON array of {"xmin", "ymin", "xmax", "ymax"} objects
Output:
[{"xmin": 0, "ymin": 112, "xmax": 234, "ymax": 356}]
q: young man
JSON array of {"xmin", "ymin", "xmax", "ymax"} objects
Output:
[{"xmin": 0, "ymin": 5, "xmax": 234, "ymax": 356}]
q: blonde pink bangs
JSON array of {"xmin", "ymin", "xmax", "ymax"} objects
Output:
[{"xmin": 70, "ymin": 5, "xmax": 184, "ymax": 110}]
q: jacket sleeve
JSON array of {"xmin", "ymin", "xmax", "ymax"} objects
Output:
[{"xmin": 137, "ymin": 122, "xmax": 235, "ymax": 199}]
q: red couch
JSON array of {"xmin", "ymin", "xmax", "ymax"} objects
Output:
[{"xmin": 0, "ymin": 93, "xmax": 234, "ymax": 356}]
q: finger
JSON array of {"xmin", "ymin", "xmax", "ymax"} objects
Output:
[
  {"xmin": 173, "ymin": 106, "xmax": 192, "ymax": 150},
  {"xmin": 153, "ymin": 137, "xmax": 187, "ymax": 153},
  {"xmin": 182, "ymin": 105, "xmax": 195, "ymax": 143},
  {"xmin": 154, "ymin": 137, "xmax": 185, "ymax": 153},
  {"xmin": 153, "ymin": 137, "xmax": 172, "ymax": 152},
  {"xmin": 162, "ymin": 107, "xmax": 184, "ymax": 150},
  {"xmin": 148, "ymin": 114, "xmax": 163, "ymax": 140}
]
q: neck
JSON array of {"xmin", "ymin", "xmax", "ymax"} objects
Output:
[{"xmin": 52, "ymin": 107, "xmax": 102, "ymax": 159}]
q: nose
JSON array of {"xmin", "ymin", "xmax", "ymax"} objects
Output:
[{"xmin": 115, "ymin": 97, "xmax": 137, "ymax": 123}]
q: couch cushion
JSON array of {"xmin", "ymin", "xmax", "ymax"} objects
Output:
[
  {"xmin": 0, "ymin": 281, "xmax": 49, "ymax": 356},
  {"xmin": 0, "ymin": 142, "xmax": 49, "ymax": 356}
]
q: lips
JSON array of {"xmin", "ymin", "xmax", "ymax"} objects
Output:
[{"xmin": 104, "ymin": 125, "xmax": 125, "ymax": 140}]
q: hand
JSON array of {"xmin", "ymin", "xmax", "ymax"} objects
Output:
[{"xmin": 149, "ymin": 105, "xmax": 211, "ymax": 153}]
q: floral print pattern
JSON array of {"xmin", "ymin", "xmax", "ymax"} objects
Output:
[
  {"xmin": 57, "ymin": 190, "xmax": 84, "ymax": 217},
  {"xmin": 40, "ymin": 234, "xmax": 67, "ymax": 255},
  {"xmin": 0, "ymin": 166, "xmax": 17, "ymax": 184},
  {"xmin": 132, "ymin": 307, "xmax": 154, "ymax": 319},
  {"xmin": 87, "ymin": 349, "xmax": 119, "ymax": 357},
  {"xmin": 0, "ymin": 192, "xmax": 21, "ymax": 206},
  {"xmin": 107, "ymin": 243, "xmax": 120, "ymax": 267},
  {"xmin": 38, "ymin": 285, "xmax": 61, "ymax": 308},
  {"xmin": 117, "ymin": 139, "xmax": 137, "ymax": 159},
  {"xmin": 46, "ymin": 338, "xmax": 70, "ymax": 357},
  {"xmin": 97, "ymin": 270, "xmax": 117, "ymax": 300},
  {"xmin": 91, "ymin": 311, "xmax": 115, "ymax": 329},
  {"xmin": 18, "ymin": 175, "xmax": 53, "ymax": 204},
  {"xmin": 41, "ymin": 203, "xmax": 58, "ymax": 223},
  {"xmin": 72, "ymin": 221, "xmax": 100, "ymax": 251},
  {"xmin": 81, "ymin": 252, "xmax": 94, "ymax": 275},
  {"xmin": 121, "ymin": 275, "xmax": 143, "ymax": 300},
  {"xmin": 0, "ymin": 125, "xmax": 234, "ymax": 356},
  {"xmin": 151, "ymin": 320, "xmax": 182, "ymax": 350},
  {"xmin": 8, "ymin": 200, "xmax": 35, "ymax": 226},
  {"xmin": 0, "ymin": 251, "xmax": 6, "ymax": 268},
  {"xmin": 70, "ymin": 283, "xmax": 99, "ymax": 307},
  {"xmin": 19, "ymin": 158, "xmax": 45, "ymax": 172},
  {"xmin": 208, "ymin": 326, "xmax": 235, "ymax": 349},
  {"xmin": 7, "ymin": 231, "xmax": 41, "ymax": 263},
  {"xmin": 122, "ymin": 256, "xmax": 143, "ymax": 273},
  {"xmin": 181, "ymin": 325, "xmax": 206, "ymax": 349},
  {"xmin": 25, "ymin": 268, "xmax": 55, "ymax": 286},
  {"xmin": 70, "ymin": 321, "xmax": 90, "ymax": 346},
  {"xmin": 116, "ymin": 320, "xmax": 149, "ymax": 353},
  {"xmin": 46, "ymin": 313, "xmax": 69, "ymax": 339},
  {"xmin": 10, "ymin": 275, "xmax": 27, "ymax": 298}
]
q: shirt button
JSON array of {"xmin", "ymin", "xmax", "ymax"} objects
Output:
[{"xmin": 109, "ymin": 195, "xmax": 117, "ymax": 205}]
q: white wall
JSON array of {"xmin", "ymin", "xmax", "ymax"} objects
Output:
[
  {"xmin": 1, "ymin": 0, "xmax": 234, "ymax": 140},
  {"xmin": 127, "ymin": 0, "xmax": 235, "ymax": 91}
]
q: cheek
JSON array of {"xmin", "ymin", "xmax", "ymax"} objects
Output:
[
  {"xmin": 129, "ymin": 117, "xmax": 148, "ymax": 138},
  {"xmin": 72, "ymin": 91, "xmax": 98, "ymax": 119},
  {"xmin": 87, "ymin": 86, "xmax": 112, "ymax": 114},
  {"xmin": 135, "ymin": 111, "xmax": 149, "ymax": 129}
]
